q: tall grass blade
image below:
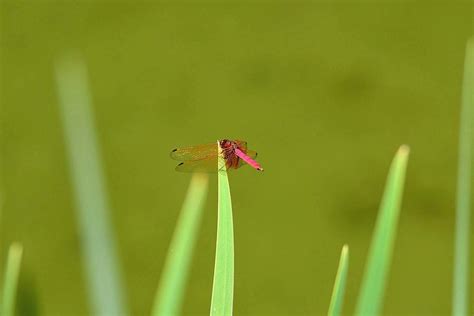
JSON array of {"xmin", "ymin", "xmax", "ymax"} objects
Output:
[
  {"xmin": 55, "ymin": 55, "xmax": 129, "ymax": 316},
  {"xmin": 152, "ymin": 173, "xmax": 209, "ymax": 316},
  {"xmin": 452, "ymin": 39, "xmax": 474, "ymax": 316},
  {"xmin": 210, "ymin": 143, "xmax": 234, "ymax": 316},
  {"xmin": 355, "ymin": 145, "xmax": 410, "ymax": 316},
  {"xmin": 327, "ymin": 244, "xmax": 349, "ymax": 316},
  {"xmin": 1, "ymin": 243, "xmax": 23, "ymax": 316}
]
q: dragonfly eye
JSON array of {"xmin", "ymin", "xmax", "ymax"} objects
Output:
[{"xmin": 219, "ymin": 139, "xmax": 231, "ymax": 148}]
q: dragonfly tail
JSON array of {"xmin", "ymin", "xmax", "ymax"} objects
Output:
[{"xmin": 235, "ymin": 148, "xmax": 263, "ymax": 171}]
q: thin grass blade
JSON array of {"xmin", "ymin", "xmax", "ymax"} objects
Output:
[
  {"xmin": 327, "ymin": 244, "xmax": 349, "ymax": 316},
  {"xmin": 210, "ymin": 142, "xmax": 234, "ymax": 316},
  {"xmin": 1, "ymin": 243, "xmax": 23, "ymax": 316},
  {"xmin": 152, "ymin": 173, "xmax": 209, "ymax": 316},
  {"xmin": 55, "ymin": 54, "xmax": 128, "ymax": 316},
  {"xmin": 452, "ymin": 38, "xmax": 474, "ymax": 316},
  {"xmin": 355, "ymin": 145, "xmax": 410, "ymax": 316}
]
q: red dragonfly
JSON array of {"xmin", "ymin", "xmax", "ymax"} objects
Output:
[{"xmin": 171, "ymin": 139, "xmax": 263, "ymax": 172}]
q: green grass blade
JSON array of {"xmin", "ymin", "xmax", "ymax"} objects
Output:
[
  {"xmin": 452, "ymin": 38, "xmax": 474, "ymax": 316},
  {"xmin": 327, "ymin": 244, "xmax": 349, "ymax": 316},
  {"xmin": 152, "ymin": 173, "xmax": 209, "ymax": 316},
  {"xmin": 355, "ymin": 145, "xmax": 410, "ymax": 316},
  {"xmin": 210, "ymin": 143, "xmax": 234, "ymax": 316},
  {"xmin": 55, "ymin": 54, "xmax": 129, "ymax": 316},
  {"xmin": 1, "ymin": 243, "xmax": 23, "ymax": 316}
]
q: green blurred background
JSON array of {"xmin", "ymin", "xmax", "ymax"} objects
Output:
[{"xmin": 1, "ymin": 2, "xmax": 473, "ymax": 315}]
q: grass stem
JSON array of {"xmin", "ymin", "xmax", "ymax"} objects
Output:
[
  {"xmin": 152, "ymin": 173, "xmax": 209, "ymax": 316},
  {"xmin": 355, "ymin": 145, "xmax": 410, "ymax": 316}
]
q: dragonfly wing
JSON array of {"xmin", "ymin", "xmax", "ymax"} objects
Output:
[
  {"xmin": 175, "ymin": 157, "xmax": 220, "ymax": 173},
  {"xmin": 176, "ymin": 157, "xmax": 247, "ymax": 173},
  {"xmin": 170, "ymin": 143, "xmax": 218, "ymax": 161},
  {"xmin": 235, "ymin": 140, "xmax": 247, "ymax": 151},
  {"xmin": 246, "ymin": 149, "xmax": 257, "ymax": 159}
]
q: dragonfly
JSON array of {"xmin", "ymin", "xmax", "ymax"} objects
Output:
[{"xmin": 171, "ymin": 139, "xmax": 263, "ymax": 172}]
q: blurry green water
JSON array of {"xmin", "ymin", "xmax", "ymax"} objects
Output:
[{"xmin": 1, "ymin": 2, "xmax": 473, "ymax": 315}]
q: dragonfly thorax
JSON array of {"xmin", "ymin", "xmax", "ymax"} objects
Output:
[{"xmin": 219, "ymin": 139, "xmax": 240, "ymax": 169}]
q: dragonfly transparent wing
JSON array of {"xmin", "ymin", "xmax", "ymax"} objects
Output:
[
  {"xmin": 175, "ymin": 155, "xmax": 253, "ymax": 173},
  {"xmin": 235, "ymin": 140, "xmax": 247, "ymax": 151},
  {"xmin": 246, "ymin": 149, "xmax": 257, "ymax": 159},
  {"xmin": 170, "ymin": 143, "xmax": 218, "ymax": 161},
  {"xmin": 175, "ymin": 157, "xmax": 220, "ymax": 173}
]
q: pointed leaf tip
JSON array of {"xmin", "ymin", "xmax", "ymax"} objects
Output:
[{"xmin": 398, "ymin": 145, "xmax": 410, "ymax": 156}]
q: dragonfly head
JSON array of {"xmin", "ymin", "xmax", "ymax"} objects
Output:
[{"xmin": 219, "ymin": 139, "xmax": 234, "ymax": 149}]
